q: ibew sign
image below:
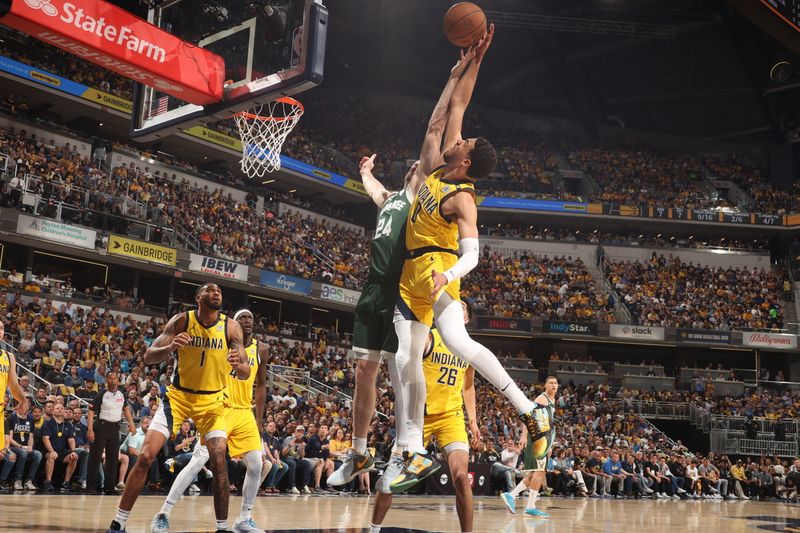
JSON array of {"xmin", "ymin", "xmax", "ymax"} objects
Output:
[{"xmin": 188, "ymin": 254, "xmax": 248, "ymax": 282}]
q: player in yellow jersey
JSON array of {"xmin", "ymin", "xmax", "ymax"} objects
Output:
[
  {"xmin": 371, "ymin": 300, "xmax": 479, "ymax": 533},
  {"xmin": 0, "ymin": 320, "xmax": 28, "ymax": 466},
  {"xmin": 391, "ymin": 25, "xmax": 543, "ymax": 491},
  {"xmin": 150, "ymin": 308, "xmax": 269, "ymax": 533},
  {"xmin": 108, "ymin": 283, "xmax": 250, "ymax": 533}
]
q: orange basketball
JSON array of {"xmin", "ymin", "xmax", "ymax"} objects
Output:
[{"xmin": 443, "ymin": 3, "xmax": 487, "ymax": 48}]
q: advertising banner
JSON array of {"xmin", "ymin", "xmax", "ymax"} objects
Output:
[
  {"xmin": 1, "ymin": 0, "xmax": 224, "ymax": 104},
  {"xmin": 476, "ymin": 316, "xmax": 532, "ymax": 332},
  {"xmin": 542, "ymin": 321, "xmax": 598, "ymax": 336},
  {"xmin": 259, "ymin": 270, "xmax": 312, "ymax": 295},
  {"xmin": 320, "ymin": 284, "xmax": 360, "ymax": 306},
  {"xmin": 188, "ymin": 254, "xmax": 248, "ymax": 282},
  {"xmin": 16, "ymin": 214, "xmax": 96, "ymax": 250},
  {"xmin": 742, "ymin": 332, "xmax": 798, "ymax": 350},
  {"xmin": 183, "ymin": 126, "xmax": 243, "ymax": 151},
  {"xmin": 107, "ymin": 235, "xmax": 176, "ymax": 266},
  {"xmin": 609, "ymin": 324, "xmax": 666, "ymax": 341},
  {"xmin": 0, "ymin": 55, "xmax": 133, "ymax": 113},
  {"xmin": 677, "ymin": 328, "xmax": 731, "ymax": 344}
]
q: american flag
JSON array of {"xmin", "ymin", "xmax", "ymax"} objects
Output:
[{"xmin": 151, "ymin": 96, "xmax": 169, "ymax": 117}]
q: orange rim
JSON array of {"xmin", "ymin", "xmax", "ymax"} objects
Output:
[{"xmin": 234, "ymin": 96, "xmax": 304, "ymax": 122}]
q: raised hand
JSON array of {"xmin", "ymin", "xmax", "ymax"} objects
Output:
[
  {"xmin": 475, "ymin": 23, "xmax": 495, "ymax": 61},
  {"xmin": 451, "ymin": 46, "xmax": 477, "ymax": 78},
  {"xmin": 359, "ymin": 154, "xmax": 377, "ymax": 173}
]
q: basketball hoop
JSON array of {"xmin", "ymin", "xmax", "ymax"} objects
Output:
[{"xmin": 233, "ymin": 96, "xmax": 304, "ymax": 178}]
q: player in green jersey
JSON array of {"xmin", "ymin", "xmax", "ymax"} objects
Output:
[
  {"xmin": 501, "ymin": 376, "xmax": 559, "ymax": 519},
  {"xmin": 327, "ymin": 154, "xmax": 422, "ymax": 487},
  {"xmin": 329, "ymin": 51, "xmax": 475, "ymax": 489}
]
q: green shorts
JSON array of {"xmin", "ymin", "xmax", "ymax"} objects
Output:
[{"xmin": 352, "ymin": 281, "xmax": 398, "ymax": 356}]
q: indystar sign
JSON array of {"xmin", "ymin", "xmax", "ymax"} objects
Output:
[{"xmin": 1, "ymin": 0, "xmax": 224, "ymax": 104}]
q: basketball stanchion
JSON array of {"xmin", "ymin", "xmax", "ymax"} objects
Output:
[{"xmin": 233, "ymin": 96, "xmax": 304, "ymax": 178}]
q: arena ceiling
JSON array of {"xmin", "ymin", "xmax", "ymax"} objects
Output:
[
  {"xmin": 319, "ymin": 0, "xmax": 800, "ymax": 144},
  {"xmin": 100, "ymin": 0, "xmax": 800, "ymax": 144}
]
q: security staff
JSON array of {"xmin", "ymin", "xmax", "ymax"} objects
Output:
[{"xmin": 86, "ymin": 371, "xmax": 135, "ymax": 494}]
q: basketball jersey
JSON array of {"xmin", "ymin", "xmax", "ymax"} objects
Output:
[
  {"xmin": 0, "ymin": 350, "xmax": 9, "ymax": 447},
  {"xmin": 524, "ymin": 393, "xmax": 556, "ymax": 464},
  {"xmin": 423, "ymin": 328, "xmax": 469, "ymax": 416},
  {"xmin": 406, "ymin": 167, "xmax": 475, "ymax": 255},
  {"xmin": 224, "ymin": 337, "xmax": 259, "ymax": 409},
  {"xmin": 368, "ymin": 189, "xmax": 412, "ymax": 283},
  {"xmin": 171, "ymin": 310, "xmax": 229, "ymax": 394}
]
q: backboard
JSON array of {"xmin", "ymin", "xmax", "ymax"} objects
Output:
[{"xmin": 130, "ymin": 0, "xmax": 326, "ymax": 141}]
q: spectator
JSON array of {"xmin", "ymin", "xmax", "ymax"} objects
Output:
[
  {"xmin": 6, "ymin": 401, "xmax": 41, "ymax": 491},
  {"xmin": 41, "ymin": 402, "xmax": 78, "ymax": 492}
]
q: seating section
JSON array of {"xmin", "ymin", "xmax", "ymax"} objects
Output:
[{"xmin": 606, "ymin": 256, "xmax": 787, "ymax": 330}]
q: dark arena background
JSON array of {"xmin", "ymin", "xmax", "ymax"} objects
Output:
[{"xmin": 1, "ymin": 0, "xmax": 800, "ymax": 531}]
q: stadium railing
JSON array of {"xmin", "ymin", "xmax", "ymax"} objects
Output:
[
  {"xmin": 689, "ymin": 403, "xmax": 711, "ymax": 434},
  {"xmin": 710, "ymin": 432, "xmax": 799, "ymax": 458}
]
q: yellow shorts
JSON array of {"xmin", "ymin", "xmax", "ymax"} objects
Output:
[
  {"xmin": 398, "ymin": 252, "xmax": 460, "ymax": 326},
  {"xmin": 0, "ymin": 418, "xmax": 4, "ymax": 450},
  {"xmin": 159, "ymin": 388, "xmax": 226, "ymax": 439},
  {"xmin": 423, "ymin": 410, "xmax": 467, "ymax": 450},
  {"xmin": 225, "ymin": 407, "xmax": 262, "ymax": 458}
]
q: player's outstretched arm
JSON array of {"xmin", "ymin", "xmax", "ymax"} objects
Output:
[
  {"xmin": 144, "ymin": 313, "xmax": 189, "ymax": 364},
  {"xmin": 443, "ymin": 24, "xmax": 494, "ymax": 151},
  {"xmin": 254, "ymin": 343, "xmax": 269, "ymax": 426},
  {"xmin": 227, "ymin": 320, "xmax": 251, "ymax": 380},
  {"xmin": 419, "ymin": 49, "xmax": 476, "ymax": 177},
  {"xmin": 359, "ymin": 154, "xmax": 391, "ymax": 208}
]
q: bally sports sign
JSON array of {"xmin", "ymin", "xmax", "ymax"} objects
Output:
[
  {"xmin": 188, "ymin": 254, "xmax": 248, "ymax": 282},
  {"xmin": 742, "ymin": 332, "xmax": 798, "ymax": 350}
]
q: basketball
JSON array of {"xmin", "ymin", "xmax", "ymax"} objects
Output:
[{"xmin": 443, "ymin": 2, "xmax": 487, "ymax": 48}]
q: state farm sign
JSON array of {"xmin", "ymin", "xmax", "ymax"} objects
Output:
[
  {"xmin": 1, "ymin": 0, "xmax": 224, "ymax": 104},
  {"xmin": 742, "ymin": 332, "xmax": 798, "ymax": 350}
]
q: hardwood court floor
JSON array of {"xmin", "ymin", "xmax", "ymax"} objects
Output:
[{"xmin": 2, "ymin": 493, "xmax": 800, "ymax": 532}]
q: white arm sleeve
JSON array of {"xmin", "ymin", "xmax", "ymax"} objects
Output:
[{"xmin": 443, "ymin": 237, "xmax": 480, "ymax": 283}]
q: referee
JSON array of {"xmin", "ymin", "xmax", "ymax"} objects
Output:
[{"xmin": 86, "ymin": 370, "xmax": 136, "ymax": 494}]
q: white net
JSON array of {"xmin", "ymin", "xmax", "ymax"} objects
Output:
[{"xmin": 233, "ymin": 97, "xmax": 304, "ymax": 179}]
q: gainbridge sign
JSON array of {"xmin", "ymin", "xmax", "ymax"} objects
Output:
[
  {"xmin": 0, "ymin": 0, "xmax": 224, "ymax": 105},
  {"xmin": 107, "ymin": 234, "xmax": 176, "ymax": 266}
]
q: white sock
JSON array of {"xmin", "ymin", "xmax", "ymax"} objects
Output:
[
  {"xmin": 113, "ymin": 508, "xmax": 130, "ymax": 528},
  {"xmin": 527, "ymin": 490, "xmax": 539, "ymax": 509},
  {"xmin": 216, "ymin": 519, "xmax": 227, "ymax": 530},
  {"xmin": 160, "ymin": 498, "xmax": 176, "ymax": 517},
  {"xmin": 369, "ymin": 525, "xmax": 381, "ymax": 533},
  {"xmin": 353, "ymin": 437, "xmax": 368, "ymax": 455},
  {"xmin": 392, "ymin": 320, "xmax": 428, "ymax": 453},
  {"xmin": 239, "ymin": 450, "xmax": 263, "ymax": 522},
  {"xmin": 433, "ymin": 295, "xmax": 534, "ymax": 413},
  {"xmin": 509, "ymin": 480, "xmax": 527, "ymax": 497}
]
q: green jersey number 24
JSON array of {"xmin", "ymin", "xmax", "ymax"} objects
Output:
[{"xmin": 374, "ymin": 214, "xmax": 393, "ymax": 240}]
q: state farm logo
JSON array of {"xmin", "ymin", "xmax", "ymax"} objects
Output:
[{"xmin": 26, "ymin": 0, "xmax": 58, "ymax": 16}]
